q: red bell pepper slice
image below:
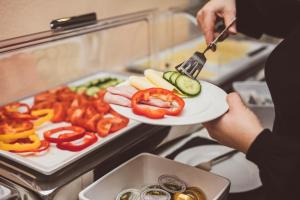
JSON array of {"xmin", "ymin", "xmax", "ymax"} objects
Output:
[
  {"xmin": 0, "ymin": 120, "xmax": 33, "ymax": 134},
  {"xmin": 34, "ymin": 140, "xmax": 50, "ymax": 152},
  {"xmin": 4, "ymin": 103, "xmax": 37, "ymax": 120},
  {"xmin": 56, "ymin": 132, "xmax": 98, "ymax": 152},
  {"xmin": 44, "ymin": 126, "xmax": 85, "ymax": 143},
  {"xmin": 131, "ymin": 88, "xmax": 185, "ymax": 119}
]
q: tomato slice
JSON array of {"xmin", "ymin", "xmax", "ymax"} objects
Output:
[
  {"xmin": 68, "ymin": 107, "xmax": 86, "ymax": 126},
  {"xmin": 34, "ymin": 92, "xmax": 56, "ymax": 104},
  {"xmin": 109, "ymin": 109, "xmax": 129, "ymax": 132},
  {"xmin": 52, "ymin": 102, "xmax": 66, "ymax": 122},
  {"xmin": 32, "ymin": 100, "xmax": 54, "ymax": 110},
  {"xmin": 97, "ymin": 89, "xmax": 107, "ymax": 100},
  {"xmin": 110, "ymin": 117, "xmax": 129, "ymax": 132},
  {"xmin": 94, "ymin": 100, "xmax": 110, "ymax": 114},
  {"xmin": 96, "ymin": 118, "xmax": 113, "ymax": 137},
  {"xmin": 84, "ymin": 113, "xmax": 102, "ymax": 132},
  {"xmin": 84, "ymin": 106, "xmax": 98, "ymax": 119}
]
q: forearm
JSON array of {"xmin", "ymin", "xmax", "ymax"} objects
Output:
[
  {"xmin": 246, "ymin": 129, "xmax": 300, "ymax": 198},
  {"xmin": 236, "ymin": 0, "xmax": 300, "ymax": 38},
  {"xmin": 236, "ymin": 0, "xmax": 263, "ymax": 38}
]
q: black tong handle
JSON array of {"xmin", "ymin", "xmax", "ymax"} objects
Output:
[{"xmin": 50, "ymin": 12, "xmax": 97, "ymax": 31}]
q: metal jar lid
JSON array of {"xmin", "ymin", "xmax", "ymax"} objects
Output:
[
  {"xmin": 173, "ymin": 192, "xmax": 194, "ymax": 200},
  {"xmin": 173, "ymin": 187, "xmax": 206, "ymax": 200},
  {"xmin": 158, "ymin": 175, "xmax": 186, "ymax": 193},
  {"xmin": 116, "ymin": 188, "xmax": 141, "ymax": 200},
  {"xmin": 185, "ymin": 187, "xmax": 206, "ymax": 200},
  {"xmin": 141, "ymin": 184, "xmax": 162, "ymax": 191},
  {"xmin": 140, "ymin": 188, "xmax": 171, "ymax": 200}
]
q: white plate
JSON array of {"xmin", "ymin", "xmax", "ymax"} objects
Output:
[
  {"xmin": 0, "ymin": 185, "xmax": 11, "ymax": 200},
  {"xmin": 0, "ymin": 72, "xmax": 140, "ymax": 175},
  {"xmin": 110, "ymin": 81, "xmax": 228, "ymax": 126},
  {"xmin": 174, "ymin": 145, "xmax": 262, "ymax": 193}
]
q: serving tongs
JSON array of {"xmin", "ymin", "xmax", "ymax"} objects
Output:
[
  {"xmin": 195, "ymin": 149, "xmax": 239, "ymax": 171},
  {"xmin": 175, "ymin": 18, "xmax": 237, "ymax": 79}
]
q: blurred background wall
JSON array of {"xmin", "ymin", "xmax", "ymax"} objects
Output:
[{"xmin": 0, "ymin": 0, "xmax": 200, "ymax": 41}]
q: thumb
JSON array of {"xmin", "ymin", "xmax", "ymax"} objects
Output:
[
  {"xmin": 226, "ymin": 92, "xmax": 246, "ymax": 112},
  {"xmin": 223, "ymin": 12, "xmax": 237, "ymax": 33}
]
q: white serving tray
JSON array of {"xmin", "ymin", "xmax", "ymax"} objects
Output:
[
  {"xmin": 0, "ymin": 72, "xmax": 140, "ymax": 175},
  {"xmin": 79, "ymin": 153, "xmax": 230, "ymax": 200}
]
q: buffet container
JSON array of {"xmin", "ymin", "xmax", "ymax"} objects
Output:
[{"xmin": 79, "ymin": 153, "xmax": 230, "ymax": 200}]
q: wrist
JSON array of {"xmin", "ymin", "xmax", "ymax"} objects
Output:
[{"xmin": 242, "ymin": 127, "xmax": 264, "ymax": 153}]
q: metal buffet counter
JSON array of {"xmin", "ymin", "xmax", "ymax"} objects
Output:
[{"xmin": 0, "ymin": 1, "xmax": 275, "ymax": 200}]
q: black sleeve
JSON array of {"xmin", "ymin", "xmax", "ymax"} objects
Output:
[
  {"xmin": 236, "ymin": 0, "xmax": 300, "ymax": 38},
  {"xmin": 246, "ymin": 129, "xmax": 300, "ymax": 199}
]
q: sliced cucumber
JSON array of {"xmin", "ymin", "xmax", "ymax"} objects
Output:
[
  {"xmin": 175, "ymin": 75, "xmax": 201, "ymax": 96},
  {"xmin": 99, "ymin": 79, "xmax": 122, "ymax": 89},
  {"xmin": 90, "ymin": 79, "xmax": 100, "ymax": 86},
  {"xmin": 86, "ymin": 86, "xmax": 100, "ymax": 96},
  {"xmin": 96, "ymin": 77, "xmax": 114, "ymax": 87},
  {"xmin": 170, "ymin": 72, "xmax": 181, "ymax": 85},
  {"xmin": 76, "ymin": 86, "xmax": 88, "ymax": 94},
  {"xmin": 69, "ymin": 86, "xmax": 78, "ymax": 92},
  {"xmin": 163, "ymin": 71, "xmax": 175, "ymax": 82}
]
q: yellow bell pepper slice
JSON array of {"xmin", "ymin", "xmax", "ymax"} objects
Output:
[
  {"xmin": 0, "ymin": 135, "xmax": 41, "ymax": 151},
  {"xmin": 0, "ymin": 129, "xmax": 35, "ymax": 143},
  {"xmin": 32, "ymin": 109, "xmax": 54, "ymax": 127}
]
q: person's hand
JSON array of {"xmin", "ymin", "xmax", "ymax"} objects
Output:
[
  {"xmin": 197, "ymin": 0, "xmax": 237, "ymax": 44},
  {"xmin": 203, "ymin": 93, "xmax": 263, "ymax": 153}
]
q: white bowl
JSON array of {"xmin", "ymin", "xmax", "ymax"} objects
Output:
[{"xmin": 79, "ymin": 153, "xmax": 230, "ymax": 200}]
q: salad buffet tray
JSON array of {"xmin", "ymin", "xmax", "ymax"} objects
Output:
[{"xmin": 0, "ymin": 72, "xmax": 140, "ymax": 175}]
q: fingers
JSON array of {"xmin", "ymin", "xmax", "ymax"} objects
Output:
[
  {"xmin": 223, "ymin": 11, "xmax": 237, "ymax": 34},
  {"xmin": 197, "ymin": 10, "xmax": 216, "ymax": 44},
  {"xmin": 202, "ymin": 116, "xmax": 221, "ymax": 129},
  {"xmin": 226, "ymin": 92, "xmax": 246, "ymax": 112},
  {"xmin": 197, "ymin": 0, "xmax": 237, "ymax": 44}
]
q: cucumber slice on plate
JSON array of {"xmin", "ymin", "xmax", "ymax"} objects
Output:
[
  {"xmin": 163, "ymin": 71, "xmax": 175, "ymax": 82},
  {"xmin": 170, "ymin": 72, "xmax": 181, "ymax": 85},
  {"xmin": 175, "ymin": 75, "xmax": 201, "ymax": 96}
]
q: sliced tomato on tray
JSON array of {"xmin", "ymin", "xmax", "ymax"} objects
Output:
[
  {"xmin": 97, "ymin": 118, "xmax": 113, "ymax": 137},
  {"xmin": 84, "ymin": 113, "xmax": 103, "ymax": 132},
  {"xmin": 52, "ymin": 102, "xmax": 67, "ymax": 122},
  {"xmin": 94, "ymin": 99, "xmax": 110, "ymax": 114},
  {"xmin": 96, "ymin": 110, "xmax": 129, "ymax": 137}
]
